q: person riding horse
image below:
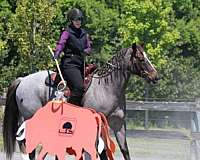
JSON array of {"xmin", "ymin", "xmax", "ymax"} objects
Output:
[{"xmin": 54, "ymin": 8, "xmax": 91, "ymax": 106}]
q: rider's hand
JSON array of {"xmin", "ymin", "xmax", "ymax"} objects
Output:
[
  {"xmin": 84, "ymin": 48, "xmax": 91, "ymax": 56},
  {"xmin": 53, "ymin": 51, "xmax": 59, "ymax": 60}
]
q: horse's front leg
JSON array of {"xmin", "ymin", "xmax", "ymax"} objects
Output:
[
  {"xmin": 115, "ymin": 122, "xmax": 131, "ymax": 160},
  {"xmin": 18, "ymin": 140, "xmax": 33, "ymax": 160},
  {"xmin": 108, "ymin": 109, "xmax": 131, "ymax": 160}
]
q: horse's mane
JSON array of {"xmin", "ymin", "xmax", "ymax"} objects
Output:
[{"xmin": 94, "ymin": 47, "xmax": 130, "ymax": 78}]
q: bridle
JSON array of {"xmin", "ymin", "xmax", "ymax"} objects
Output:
[{"xmin": 129, "ymin": 47, "xmax": 156, "ymax": 80}]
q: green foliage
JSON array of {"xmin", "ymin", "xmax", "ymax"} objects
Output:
[
  {"xmin": 11, "ymin": 0, "xmax": 57, "ymax": 72},
  {"xmin": 0, "ymin": 0, "xmax": 200, "ymax": 100},
  {"xmin": 0, "ymin": 0, "xmax": 16, "ymax": 92},
  {"xmin": 75, "ymin": 0, "xmax": 121, "ymax": 61},
  {"xmin": 170, "ymin": 0, "xmax": 200, "ymax": 20},
  {"xmin": 175, "ymin": 18, "xmax": 200, "ymax": 65},
  {"xmin": 148, "ymin": 57, "xmax": 200, "ymax": 100},
  {"xmin": 118, "ymin": 0, "xmax": 180, "ymax": 67},
  {"xmin": 119, "ymin": 0, "xmax": 180, "ymax": 100}
]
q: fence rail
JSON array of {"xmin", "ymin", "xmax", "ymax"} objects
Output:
[
  {"xmin": 126, "ymin": 100, "xmax": 200, "ymax": 112},
  {"xmin": 1, "ymin": 97, "xmax": 200, "ymax": 110}
]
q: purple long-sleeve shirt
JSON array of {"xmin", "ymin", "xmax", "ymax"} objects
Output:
[{"xmin": 54, "ymin": 31, "xmax": 91, "ymax": 59}]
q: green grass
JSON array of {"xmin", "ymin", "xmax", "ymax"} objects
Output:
[
  {"xmin": 0, "ymin": 106, "xmax": 4, "ymax": 122},
  {"xmin": 0, "ymin": 108, "xmax": 191, "ymax": 159},
  {"xmin": 0, "ymin": 106, "xmax": 4, "ymax": 151},
  {"xmin": 113, "ymin": 137, "xmax": 190, "ymax": 160},
  {"xmin": 0, "ymin": 135, "xmax": 3, "ymax": 151},
  {"xmin": 0, "ymin": 135, "xmax": 191, "ymax": 160}
]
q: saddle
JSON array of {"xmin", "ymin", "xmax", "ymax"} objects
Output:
[{"xmin": 45, "ymin": 63, "xmax": 97, "ymax": 97}]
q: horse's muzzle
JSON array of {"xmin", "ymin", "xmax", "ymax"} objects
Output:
[{"xmin": 145, "ymin": 72, "xmax": 160, "ymax": 84}]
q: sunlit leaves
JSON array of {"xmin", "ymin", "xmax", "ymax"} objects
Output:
[{"xmin": 0, "ymin": 0, "xmax": 200, "ymax": 100}]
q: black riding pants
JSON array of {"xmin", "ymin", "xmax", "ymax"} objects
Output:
[{"xmin": 62, "ymin": 66, "xmax": 84, "ymax": 106}]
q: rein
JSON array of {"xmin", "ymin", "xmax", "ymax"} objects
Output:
[{"xmin": 106, "ymin": 62, "xmax": 118, "ymax": 69}]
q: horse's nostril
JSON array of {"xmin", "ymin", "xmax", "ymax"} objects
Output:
[{"xmin": 156, "ymin": 76, "xmax": 162, "ymax": 81}]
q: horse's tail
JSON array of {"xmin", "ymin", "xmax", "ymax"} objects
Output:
[{"xmin": 3, "ymin": 78, "xmax": 21, "ymax": 160}]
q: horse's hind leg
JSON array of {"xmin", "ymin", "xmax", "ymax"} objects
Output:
[
  {"xmin": 99, "ymin": 150, "xmax": 108, "ymax": 160},
  {"xmin": 108, "ymin": 110, "xmax": 131, "ymax": 160},
  {"xmin": 29, "ymin": 150, "xmax": 36, "ymax": 160},
  {"xmin": 18, "ymin": 141, "xmax": 32, "ymax": 160}
]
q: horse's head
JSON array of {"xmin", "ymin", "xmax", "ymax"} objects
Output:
[{"xmin": 126, "ymin": 43, "xmax": 159, "ymax": 84}]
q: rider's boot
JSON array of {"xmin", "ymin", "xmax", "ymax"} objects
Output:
[
  {"xmin": 68, "ymin": 95, "xmax": 83, "ymax": 106},
  {"xmin": 68, "ymin": 87, "xmax": 84, "ymax": 106},
  {"xmin": 53, "ymin": 73, "xmax": 61, "ymax": 87}
]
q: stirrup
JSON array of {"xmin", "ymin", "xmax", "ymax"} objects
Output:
[
  {"xmin": 57, "ymin": 81, "xmax": 67, "ymax": 91},
  {"xmin": 53, "ymin": 81, "xmax": 68, "ymax": 101},
  {"xmin": 53, "ymin": 91, "xmax": 69, "ymax": 102}
]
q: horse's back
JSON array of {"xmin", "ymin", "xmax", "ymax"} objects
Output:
[{"xmin": 16, "ymin": 70, "xmax": 53, "ymax": 119}]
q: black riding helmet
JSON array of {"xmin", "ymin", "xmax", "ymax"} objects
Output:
[{"xmin": 67, "ymin": 8, "xmax": 84, "ymax": 21}]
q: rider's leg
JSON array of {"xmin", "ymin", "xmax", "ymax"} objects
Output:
[
  {"xmin": 52, "ymin": 65, "xmax": 62, "ymax": 87},
  {"xmin": 62, "ymin": 67, "xmax": 84, "ymax": 106}
]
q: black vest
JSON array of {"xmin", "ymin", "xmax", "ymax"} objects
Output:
[
  {"xmin": 61, "ymin": 26, "xmax": 87, "ymax": 68},
  {"xmin": 63, "ymin": 27, "xmax": 87, "ymax": 57}
]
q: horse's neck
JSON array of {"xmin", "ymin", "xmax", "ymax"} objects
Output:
[
  {"xmin": 113, "ymin": 69, "xmax": 130, "ymax": 92},
  {"xmin": 93, "ymin": 69, "xmax": 130, "ymax": 95}
]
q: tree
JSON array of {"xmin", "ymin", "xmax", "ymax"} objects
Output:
[
  {"xmin": 117, "ymin": 0, "xmax": 180, "ymax": 99},
  {"xmin": 1, "ymin": 0, "xmax": 200, "ymax": 100},
  {"xmin": 0, "ymin": 0, "xmax": 17, "ymax": 93},
  {"xmin": 147, "ymin": 0, "xmax": 200, "ymax": 100}
]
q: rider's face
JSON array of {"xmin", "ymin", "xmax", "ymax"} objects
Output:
[{"xmin": 72, "ymin": 20, "xmax": 81, "ymax": 28}]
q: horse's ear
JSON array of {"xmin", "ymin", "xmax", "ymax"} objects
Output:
[
  {"xmin": 141, "ymin": 42, "xmax": 145, "ymax": 48},
  {"xmin": 132, "ymin": 42, "xmax": 137, "ymax": 51}
]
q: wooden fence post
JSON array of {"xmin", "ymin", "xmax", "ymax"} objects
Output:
[
  {"xmin": 190, "ymin": 98, "xmax": 200, "ymax": 160},
  {"xmin": 144, "ymin": 110, "xmax": 149, "ymax": 129}
]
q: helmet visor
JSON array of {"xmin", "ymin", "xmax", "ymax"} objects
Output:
[{"xmin": 72, "ymin": 16, "xmax": 83, "ymax": 21}]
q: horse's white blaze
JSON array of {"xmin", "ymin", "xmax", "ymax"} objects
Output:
[
  {"xmin": 16, "ymin": 122, "xmax": 26, "ymax": 141},
  {"xmin": 143, "ymin": 51, "xmax": 156, "ymax": 71},
  {"xmin": 98, "ymin": 137, "xmax": 105, "ymax": 154}
]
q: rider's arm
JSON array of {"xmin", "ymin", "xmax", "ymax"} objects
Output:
[{"xmin": 54, "ymin": 31, "xmax": 70, "ymax": 59}]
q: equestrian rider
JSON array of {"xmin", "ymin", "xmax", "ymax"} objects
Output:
[{"xmin": 54, "ymin": 8, "xmax": 91, "ymax": 106}]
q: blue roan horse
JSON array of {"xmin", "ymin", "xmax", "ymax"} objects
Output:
[{"xmin": 3, "ymin": 43, "xmax": 159, "ymax": 160}]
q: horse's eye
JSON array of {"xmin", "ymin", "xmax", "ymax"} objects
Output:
[{"xmin": 138, "ymin": 56, "xmax": 145, "ymax": 62}]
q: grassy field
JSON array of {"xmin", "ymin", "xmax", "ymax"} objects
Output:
[
  {"xmin": 0, "ymin": 135, "xmax": 190, "ymax": 160},
  {"xmin": 0, "ymin": 135, "xmax": 3, "ymax": 151},
  {"xmin": 0, "ymin": 107, "xmax": 192, "ymax": 160},
  {"xmin": 113, "ymin": 137, "xmax": 190, "ymax": 160}
]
